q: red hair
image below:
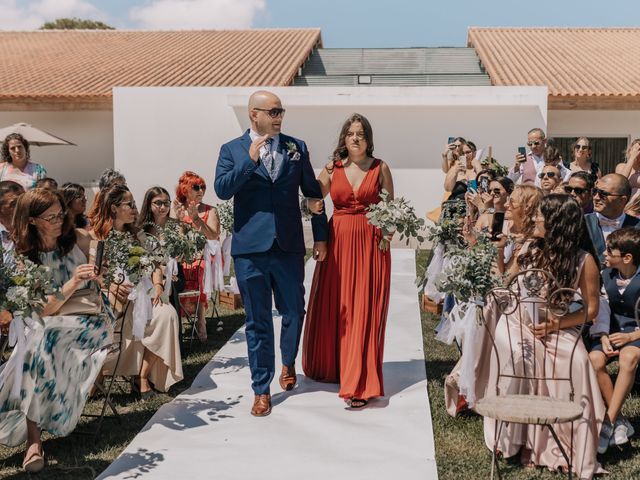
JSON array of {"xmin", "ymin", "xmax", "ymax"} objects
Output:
[{"xmin": 176, "ymin": 171, "xmax": 206, "ymax": 205}]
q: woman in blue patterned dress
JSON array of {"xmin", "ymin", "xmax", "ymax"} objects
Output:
[{"xmin": 0, "ymin": 188, "xmax": 113, "ymax": 473}]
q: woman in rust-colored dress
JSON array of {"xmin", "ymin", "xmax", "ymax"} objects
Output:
[{"xmin": 302, "ymin": 113, "xmax": 393, "ymax": 409}]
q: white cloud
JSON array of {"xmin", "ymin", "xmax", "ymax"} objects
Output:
[
  {"xmin": 0, "ymin": 0, "xmax": 106, "ymax": 30},
  {"xmin": 129, "ymin": 0, "xmax": 266, "ymax": 29}
]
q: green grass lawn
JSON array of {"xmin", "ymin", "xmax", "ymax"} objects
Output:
[
  {"xmin": 3, "ymin": 252, "xmax": 640, "ymax": 478},
  {"xmin": 416, "ymin": 249, "xmax": 640, "ymax": 479},
  {"xmin": 0, "ymin": 307, "xmax": 246, "ymax": 480}
]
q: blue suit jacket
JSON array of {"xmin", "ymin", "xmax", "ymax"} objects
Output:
[
  {"xmin": 585, "ymin": 213, "xmax": 640, "ymax": 263},
  {"xmin": 214, "ymin": 130, "xmax": 329, "ymax": 256}
]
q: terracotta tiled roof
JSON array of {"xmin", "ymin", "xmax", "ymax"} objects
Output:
[
  {"xmin": 0, "ymin": 29, "xmax": 321, "ymax": 106},
  {"xmin": 468, "ymin": 27, "xmax": 640, "ymax": 106}
]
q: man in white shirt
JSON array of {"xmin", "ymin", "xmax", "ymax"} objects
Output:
[{"xmin": 509, "ymin": 128, "xmax": 570, "ymax": 187}]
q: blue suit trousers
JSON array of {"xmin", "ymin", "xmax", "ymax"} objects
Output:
[{"xmin": 233, "ymin": 242, "xmax": 305, "ymax": 395}]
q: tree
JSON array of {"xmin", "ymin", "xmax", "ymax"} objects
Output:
[{"xmin": 40, "ymin": 18, "xmax": 114, "ymax": 30}]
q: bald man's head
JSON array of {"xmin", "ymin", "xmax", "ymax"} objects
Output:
[{"xmin": 247, "ymin": 90, "xmax": 284, "ymax": 136}]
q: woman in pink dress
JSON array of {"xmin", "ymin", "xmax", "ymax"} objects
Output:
[{"xmin": 484, "ymin": 194, "xmax": 605, "ymax": 479}]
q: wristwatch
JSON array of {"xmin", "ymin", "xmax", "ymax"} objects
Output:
[{"xmin": 486, "ymin": 208, "xmax": 495, "ymax": 214}]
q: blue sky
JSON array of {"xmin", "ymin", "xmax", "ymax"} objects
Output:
[{"xmin": 3, "ymin": 0, "xmax": 640, "ymax": 47}]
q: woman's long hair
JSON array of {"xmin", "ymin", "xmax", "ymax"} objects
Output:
[
  {"xmin": 60, "ymin": 182, "xmax": 88, "ymax": 228},
  {"xmin": 13, "ymin": 188, "xmax": 75, "ymax": 263},
  {"xmin": 138, "ymin": 186, "xmax": 171, "ymax": 232},
  {"xmin": 518, "ymin": 194, "xmax": 598, "ymax": 289},
  {"xmin": 88, "ymin": 184, "xmax": 136, "ymax": 240},
  {"xmin": 327, "ymin": 113, "xmax": 374, "ymax": 172},
  {"xmin": 512, "ymin": 184, "xmax": 543, "ymax": 240}
]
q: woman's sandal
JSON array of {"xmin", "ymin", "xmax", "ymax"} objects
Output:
[
  {"xmin": 22, "ymin": 445, "xmax": 45, "ymax": 473},
  {"xmin": 348, "ymin": 398, "xmax": 368, "ymax": 409}
]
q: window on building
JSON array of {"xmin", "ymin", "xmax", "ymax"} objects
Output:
[{"xmin": 551, "ymin": 137, "xmax": 629, "ymax": 175}]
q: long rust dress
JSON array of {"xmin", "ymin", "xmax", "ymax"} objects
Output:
[{"xmin": 302, "ymin": 158, "xmax": 391, "ymax": 401}]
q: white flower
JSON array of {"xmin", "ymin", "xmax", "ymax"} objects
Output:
[{"xmin": 7, "ymin": 286, "xmax": 28, "ymax": 303}]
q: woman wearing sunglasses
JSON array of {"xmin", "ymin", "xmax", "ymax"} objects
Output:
[
  {"xmin": 172, "ymin": 171, "xmax": 221, "ymax": 342},
  {"xmin": 138, "ymin": 186, "xmax": 186, "ymax": 310},
  {"xmin": 569, "ymin": 137, "xmax": 601, "ymax": 179},
  {"xmin": 89, "ymin": 184, "xmax": 183, "ymax": 399}
]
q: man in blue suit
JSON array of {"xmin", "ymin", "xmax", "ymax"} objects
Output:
[
  {"xmin": 214, "ymin": 90, "xmax": 329, "ymax": 416},
  {"xmin": 584, "ymin": 174, "xmax": 639, "ymax": 263}
]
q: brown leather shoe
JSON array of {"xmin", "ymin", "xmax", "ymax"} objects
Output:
[
  {"xmin": 279, "ymin": 365, "xmax": 297, "ymax": 391},
  {"xmin": 251, "ymin": 394, "xmax": 272, "ymax": 417}
]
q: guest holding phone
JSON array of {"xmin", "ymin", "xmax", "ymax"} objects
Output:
[
  {"xmin": 444, "ymin": 140, "xmax": 480, "ymax": 192},
  {"xmin": 0, "ymin": 188, "xmax": 113, "ymax": 473},
  {"xmin": 440, "ymin": 136, "xmax": 466, "ymax": 173},
  {"xmin": 473, "ymin": 177, "xmax": 513, "ymax": 236},
  {"xmin": 615, "ymin": 138, "xmax": 640, "ymax": 198}
]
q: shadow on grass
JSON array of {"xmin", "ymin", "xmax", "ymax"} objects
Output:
[{"xmin": 0, "ymin": 308, "xmax": 247, "ymax": 480}]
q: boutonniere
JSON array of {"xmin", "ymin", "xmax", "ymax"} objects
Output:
[{"xmin": 286, "ymin": 141, "xmax": 301, "ymax": 161}]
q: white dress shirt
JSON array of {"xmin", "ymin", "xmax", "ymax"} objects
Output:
[{"xmin": 249, "ymin": 130, "xmax": 282, "ymax": 180}]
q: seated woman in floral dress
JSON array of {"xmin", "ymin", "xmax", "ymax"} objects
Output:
[{"xmin": 0, "ymin": 188, "xmax": 113, "ymax": 473}]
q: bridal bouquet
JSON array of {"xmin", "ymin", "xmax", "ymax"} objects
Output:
[
  {"xmin": 0, "ymin": 251, "xmax": 61, "ymax": 322},
  {"xmin": 217, "ymin": 200, "xmax": 234, "ymax": 235},
  {"xmin": 366, "ymin": 189, "xmax": 425, "ymax": 250}
]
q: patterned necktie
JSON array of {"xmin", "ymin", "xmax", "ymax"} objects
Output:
[{"xmin": 262, "ymin": 138, "xmax": 276, "ymax": 181}]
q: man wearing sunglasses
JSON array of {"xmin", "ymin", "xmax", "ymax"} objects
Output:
[
  {"xmin": 565, "ymin": 171, "xmax": 594, "ymax": 213},
  {"xmin": 509, "ymin": 128, "xmax": 570, "ymax": 187},
  {"xmin": 215, "ymin": 90, "xmax": 329, "ymax": 417},
  {"xmin": 585, "ymin": 174, "xmax": 639, "ymax": 262},
  {"xmin": 538, "ymin": 165, "xmax": 562, "ymax": 195}
]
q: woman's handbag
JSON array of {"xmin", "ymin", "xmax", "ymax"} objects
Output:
[{"xmin": 55, "ymin": 286, "xmax": 103, "ymax": 316}]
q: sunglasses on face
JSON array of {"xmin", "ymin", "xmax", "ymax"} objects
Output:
[
  {"xmin": 152, "ymin": 200, "xmax": 171, "ymax": 208},
  {"xmin": 527, "ymin": 141, "xmax": 542, "ymax": 147},
  {"xmin": 563, "ymin": 186, "xmax": 588, "ymax": 195},
  {"xmin": 592, "ymin": 188, "xmax": 624, "ymax": 199},
  {"xmin": 192, "ymin": 184, "xmax": 206, "ymax": 192},
  {"xmin": 37, "ymin": 211, "xmax": 66, "ymax": 224},
  {"xmin": 253, "ymin": 107, "xmax": 286, "ymax": 118},
  {"xmin": 490, "ymin": 189, "xmax": 504, "ymax": 195},
  {"xmin": 575, "ymin": 145, "xmax": 590, "ymax": 151},
  {"xmin": 538, "ymin": 171, "xmax": 557, "ymax": 179},
  {"xmin": 118, "ymin": 201, "xmax": 136, "ymax": 209},
  {"xmin": 605, "ymin": 247, "xmax": 624, "ymax": 257}
]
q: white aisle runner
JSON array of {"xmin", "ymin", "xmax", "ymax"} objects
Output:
[{"xmin": 97, "ymin": 249, "xmax": 438, "ymax": 480}]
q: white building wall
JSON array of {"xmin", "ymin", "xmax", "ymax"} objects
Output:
[
  {"xmin": 113, "ymin": 86, "xmax": 548, "ymax": 222},
  {"xmin": 0, "ymin": 110, "xmax": 113, "ymax": 186},
  {"xmin": 548, "ymin": 110, "xmax": 640, "ymax": 140}
]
